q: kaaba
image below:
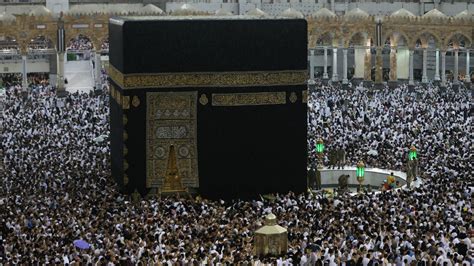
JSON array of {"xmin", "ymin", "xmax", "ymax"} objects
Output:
[{"xmin": 108, "ymin": 16, "xmax": 308, "ymax": 200}]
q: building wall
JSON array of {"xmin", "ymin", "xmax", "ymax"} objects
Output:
[
  {"xmin": 0, "ymin": 59, "xmax": 50, "ymax": 74},
  {"xmin": 166, "ymin": 1, "xmax": 473, "ymax": 16},
  {"xmin": 46, "ymin": 0, "xmax": 68, "ymax": 14},
  {"xmin": 310, "ymin": 51, "xmax": 473, "ymax": 80}
]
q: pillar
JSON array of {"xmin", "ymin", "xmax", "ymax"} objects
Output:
[
  {"xmin": 375, "ymin": 47, "xmax": 383, "ymax": 84},
  {"xmin": 309, "ymin": 49, "xmax": 315, "ymax": 80},
  {"xmin": 434, "ymin": 49, "xmax": 440, "ymax": 81},
  {"xmin": 57, "ymin": 52, "xmax": 65, "ymax": 93},
  {"xmin": 422, "ymin": 48, "xmax": 428, "ymax": 83},
  {"xmin": 441, "ymin": 50, "xmax": 446, "ymax": 86},
  {"xmin": 48, "ymin": 54, "xmax": 58, "ymax": 87},
  {"xmin": 409, "ymin": 49, "xmax": 414, "ymax": 85},
  {"xmin": 342, "ymin": 48, "xmax": 348, "ymax": 84},
  {"xmin": 332, "ymin": 48, "xmax": 338, "ymax": 82},
  {"xmin": 95, "ymin": 52, "xmax": 102, "ymax": 89},
  {"xmin": 454, "ymin": 49, "xmax": 459, "ymax": 83},
  {"xmin": 389, "ymin": 48, "xmax": 397, "ymax": 81},
  {"xmin": 323, "ymin": 47, "xmax": 329, "ymax": 79},
  {"xmin": 364, "ymin": 48, "xmax": 372, "ymax": 81},
  {"xmin": 21, "ymin": 55, "xmax": 28, "ymax": 89},
  {"xmin": 465, "ymin": 50, "xmax": 470, "ymax": 83}
]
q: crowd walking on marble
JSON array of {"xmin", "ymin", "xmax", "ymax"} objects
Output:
[{"xmin": 0, "ymin": 79, "xmax": 472, "ymax": 264}]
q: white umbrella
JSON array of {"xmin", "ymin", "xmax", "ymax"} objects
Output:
[{"xmin": 367, "ymin": 149, "xmax": 378, "ymax": 156}]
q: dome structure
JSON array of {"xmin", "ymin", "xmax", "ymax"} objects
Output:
[
  {"xmin": 312, "ymin": 8, "xmax": 336, "ymax": 19},
  {"xmin": 67, "ymin": 5, "xmax": 99, "ymax": 16},
  {"xmin": 215, "ymin": 8, "xmax": 232, "ymax": 16},
  {"xmin": 391, "ymin": 8, "xmax": 415, "ymax": 18},
  {"xmin": 345, "ymin": 8, "xmax": 369, "ymax": 20},
  {"xmin": 107, "ymin": 5, "xmax": 130, "ymax": 16},
  {"xmin": 255, "ymin": 213, "xmax": 287, "ymax": 234},
  {"xmin": 280, "ymin": 8, "xmax": 304, "ymax": 19},
  {"xmin": 0, "ymin": 13, "xmax": 17, "ymax": 23},
  {"xmin": 29, "ymin": 6, "xmax": 52, "ymax": 16},
  {"xmin": 93, "ymin": 4, "xmax": 142, "ymax": 15},
  {"xmin": 140, "ymin": 4, "xmax": 164, "ymax": 15},
  {"xmin": 173, "ymin": 4, "xmax": 200, "ymax": 16},
  {"xmin": 422, "ymin": 9, "xmax": 447, "ymax": 19},
  {"xmin": 454, "ymin": 10, "xmax": 473, "ymax": 20},
  {"xmin": 66, "ymin": 5, "xmax": 80, "ymax": 15},
  {"xmin": 246, "ymin": 8, "xmax": 267, "ymax": 17}
]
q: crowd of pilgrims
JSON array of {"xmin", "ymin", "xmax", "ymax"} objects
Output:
[
  {"xmin": 0, "ymin": 78, "xmax": 472, "ymax": 265},
  {"xmin": 67, "ymin": 35, "xmax": 94, "ymax": 51},
  {"xmin": 1, "ymin": 73, "xmax": 51, "ymax": 92}
]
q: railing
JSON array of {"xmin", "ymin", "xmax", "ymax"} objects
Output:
[
  {"xmin": 0, "ymin": 58, "xmax": 49, "ymax": 63},
  {"xmin": 0, "ymin": 55, "xmax": 22, "ymax": 61},
  {"xmin": 0, "ymin": 0, "xmax": 45, "ymax": 4},
  {"xmin": 68, "ymin": 0, "xmax": 154, "ymax": 3},
  {"xmin": 27, "ymin": 49, "xmax": 56, "ymax": 55},
  {"xmin": 0, "ymin": 50, "xmax": 19, "ymax": 56}
]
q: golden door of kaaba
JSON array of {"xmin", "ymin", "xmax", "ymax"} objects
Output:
[
  {"xmin": 146, "ymin": 92, "xmax": 198, "ymax": 189},
  {"xmin": 108, "ymin": 16, "xmax": 308, "ymax": 200}
]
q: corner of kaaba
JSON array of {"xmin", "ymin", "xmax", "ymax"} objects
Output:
[{"xmin": 108, "ymin": 16, "xmax": 308, "ymax": 200}]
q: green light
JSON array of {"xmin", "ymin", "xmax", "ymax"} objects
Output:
[
  {"xmin": 356, "ymin": 167, "xmax": 364, "ymax": 177},
  {"xmin": 316, "ymin": 140, "xmax": 324, "ymax": 154},
  {"xmin": 356, "ymin": 161, "xmax": 365, "ymax": 178},
  {"xmin": 409, "ymin": 147, "xmax": 417, "ymax": 161},
  {"xmin": 316, "ymin": 143, "xmax": 324, "ymax": 153}
]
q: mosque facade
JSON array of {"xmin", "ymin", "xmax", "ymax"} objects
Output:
[{"xmin": 0, "ymin": 1, "xmax": 472, "ymax": 88}]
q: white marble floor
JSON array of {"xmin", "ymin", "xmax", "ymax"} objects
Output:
[{"xmin": 64, "ymin": 60, "xmax": 94, "ymax": 94}]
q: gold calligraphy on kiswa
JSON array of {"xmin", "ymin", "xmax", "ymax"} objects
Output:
[
  {"xmin": 107, "ymin": 65, "xmax": 307, "ymax": 89},
  {"xmin": 212, "ymin": 92, "xmax": 287, "ymax": 106}
]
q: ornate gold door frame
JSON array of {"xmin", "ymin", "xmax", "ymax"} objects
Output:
[{"xmin": 146, "ymin": 91, "xmax": 199, "ymax": 188}]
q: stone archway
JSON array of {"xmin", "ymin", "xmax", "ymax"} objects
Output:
[
  {"xmin": 445, "ymin": 33, "xmax": 471, "ymax": 82},
  {"xmin": 348, "ymin": 32, "xmax": 371, "ymax": 81},
  {"xmin": 27, "ymin": 35, "xmax": 55, "ymax": 52},
  {"xmin": 379, "ymin": 33, "xmax": 410, "ymax": 82},
  {"xmin": 316, "ymin": 32, "xmax": 333, "ymax": 47},
  {"xmin": 388, "ymin": 33, "xmax": 410, "ymax": 81},
  {"xmin": 446, "ymin": 33, "xmax": 471, "ymax": 54},
  {"xmin": 413, "ymin": 32, "xmax": 440, "ymax": 50},
  {"xmin": 313, "ymin": 32, "xmax": 334, "ymax": 79},
  {"xmin": 444, "ymin": 32, "xmax": 472, "ymax": 50},
  {"xmin": 382, "ymin": 30, "xmax": 410, "ymax": 48},
  {"xmin": 348, "ymin": 32, "xmax": 367, "ymax": 47},
  {"xmin": 413, "ymin": 33, "xmax": 438, "ymax": 82}
]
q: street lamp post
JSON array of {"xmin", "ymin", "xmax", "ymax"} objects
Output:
[
  {"xmin": 56, "ymin": 15, "xmax": 67, "ymax": 97},
  {"xmin": 316, "ymin": 139, "xmax": 324, "ymax": 169},
  {"xmin": 408, "ymin": 146, "xmax": 417, "ymax": 161},
  {"xmin": 356, "ymin": 161, "xmax": 365, "ymax": 192},
  {"xmin": 407, "ymin": 146, "xmax": 418, "ymax": 187}
]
